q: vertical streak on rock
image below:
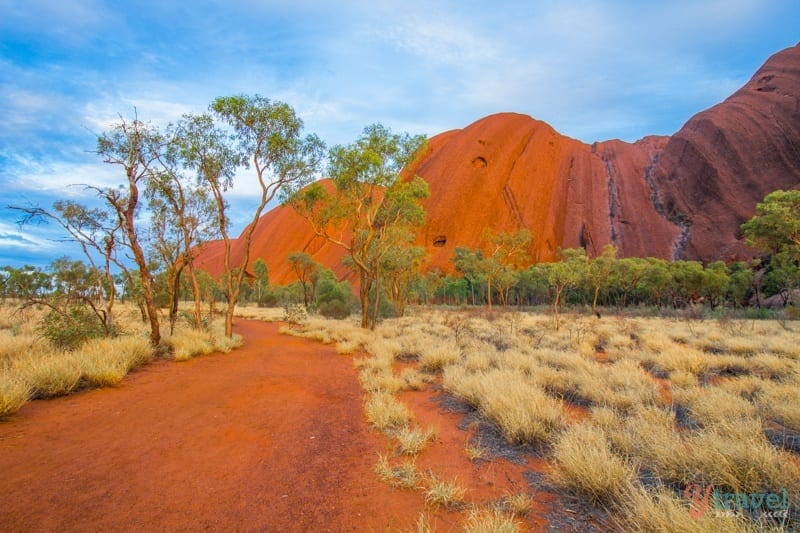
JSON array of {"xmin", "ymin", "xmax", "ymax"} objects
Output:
[
  {"xmin": 501, "ymin": 184, "xmax": 525, "ymax": 228},
  {"xmin": 603, "ymin": 153, "xmax": 620, "ymax": 245},
  {"xmin": 643, "ymin": 153, "xmax": 691, "ymax": 259},
  {"xmin": 643, "ymin": 154, "xmax": 668, "ymax": 219}
]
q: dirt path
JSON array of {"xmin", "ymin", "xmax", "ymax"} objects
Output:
[{"xmin": 0, "ymin": 321, "xmax": 420, "ymax": 532}]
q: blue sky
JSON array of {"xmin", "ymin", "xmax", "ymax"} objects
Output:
[{"xmin": 1, "ymin": 0, "xmax": 798, "ymax": 267}]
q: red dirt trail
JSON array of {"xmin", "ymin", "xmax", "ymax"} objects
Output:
[{"xmin": 0, "ymin": 321, "xmax": 423, "ymax": 532}]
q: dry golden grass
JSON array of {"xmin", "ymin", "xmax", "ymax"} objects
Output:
[
  {"xmin": 501, "ymin": 491, "xmax": 533, "ymax": 516},
  {"xmin": 79, "ymin": 336, "xmax": 153, "ymax": 386},
  {"xmin": 167, "ymin": 326, "xmax": 214, "ymax": 361},
  {"xmin": 621, "ymin": 485, "xmax": 756, "ymax": 533},
  {"xmin": 274, "ymin": 307, "xmax": 800, "ymax": 530},
  {"xmin": 399, "ymin": 367, "xmax": 427, "ymax": 390},
  {"xmin": 418, "ymin": 341, "xmax": 460, "ymax": 372},
  {"xmin": 232, "ymin": 305, "xmax": 285, "ymax": 322},
  {"xmin": 358, "ymin": 365, "xmax": 405, "ymax": 394},
  {"xmin": 423, "ymin": 472, "xmax": 467, "ymax": 508},
  {"xmin": 462, "ymin": 507, "xmax": 521, "ymax": 533},
  {"xmin": 365, "ymin": 392, "xmax": 413, "ymax": 430},
  {"xmin": 444, "ymin": 366, "xmax": 566, "ymax": 445},
  {"xmin": 671, "ymin": 385, "xmax": 757, "ymax": 428},
  {"xmin": 375, "ymin": 453, "xmax": 419, "ymax": 489},
  {"xmin": 408, "ymin": 512, "xmax": 437, "ymax": 533},
  {"xmin": 0, "ymin": 303, "xmax": 244, "ymax": 417},
  {"xmin": 393, "ymin": 425, "xmax": 438, "ymax": 455},
  {"xmin": 0, "ymin": 375, "xmax": 31, "ymax": 419},
  {"xmin": 550, "ymin": 423, "xmax": 637, "ymax": 506},
  {"xmin": 757, "ymin": 380, "xmax": 800, "ymax": 432},
  {"xmin": 685, "ymin": 420, "xmax": 800, "ymax": 494},
  {"xmin": 465, "ymin": 436, "xmax": 489, "ymax": 462},
  {"xmin": 595, "ymin": 406, "xmax": 689, "ymax": 486}
]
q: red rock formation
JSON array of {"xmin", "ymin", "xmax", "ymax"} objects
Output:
[
  {"xmin": 651, "ymin": 43, "xmax": 800, "ymax": 262},
  {"xmin": 196, "ymin": 43, "xmax": 800, "ymax": 283},
  {"xmin": 193, "ymin": 197, "xmax": 352, "ymax": 284},
  {"xmin": 408, "ymin": 114, "xmax": 676, "ymax": 272}
]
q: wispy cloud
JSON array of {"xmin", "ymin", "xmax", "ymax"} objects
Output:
[
  {"xmin": 0, "ymin": 220, "xmax": 57, "ymax": 252},
  {"xmin": 1, "ymin": 0, "xmax": 798, "ymax": 266}
]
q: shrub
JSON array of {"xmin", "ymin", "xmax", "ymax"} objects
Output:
[
  {"xmin": 317, "ymin": 299, "xmax": 351, "ymax": 319},
  {"xmin": 37, "ymin": 305, "xmax": 109, "ymax": 350}
]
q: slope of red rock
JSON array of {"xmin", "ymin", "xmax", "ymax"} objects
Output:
[
  {"xmin": 652, "ymin": 43, "xmax": 800, "ymax": 262},
  {"xmin": 196, "ymin": 43, "xmax": 800, "ymax": 282},
  {"xmin": 193, "ymin": 203, "xmax": 352, "ymax": 284}
]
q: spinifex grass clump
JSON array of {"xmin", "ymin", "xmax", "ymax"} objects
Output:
[
  {"xmin": 0, "ymin": 376, "xmax": 31, "ymax": 419},
  {"xmin": 393, "ymin": 425, "xmax": 438, "ymax": 455},
  {"xmin": 444, "ymin": 366, "xmax": 565, "ymax": 445},
  {"xmin": 620, "ymin": 485, "xmax": 755, "ymax": 533},
  {"xmin": 550, "ymin": 423, "xmax": 637, "ymax": 506},
  {"xmin": 365, "ymin": 392, "xmax": 413, "ymax": 430},
  {"xmin": 462, "ymin": 507, "xmax": 521, "ymax": 533},
  {"xmin": 375, "ymin": 453, "xmax": 419, "ymax": 489},
  {"xmin": 423, "ymin": 472, "xmax": 467, "ymax": 508}
]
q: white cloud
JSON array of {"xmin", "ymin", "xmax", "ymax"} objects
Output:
[
  {"xmin": 382, "ymin": 15, "xmax": 500, "ymax": 66},
  {"xmin": 0, "ymin": 220, "xmax": 57, "ymax": 252},
  {"xmin": 6, "ymin": 156, "xmax": 115, "ymax": 196}
]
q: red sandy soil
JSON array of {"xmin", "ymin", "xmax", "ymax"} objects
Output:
[
  {"xmin": 0, "ymin": 321, "xmax": 424, "ymax": 532},
  {"xmin": 0, "ymin": 320, "xmax": 566, "ymax": 532}
]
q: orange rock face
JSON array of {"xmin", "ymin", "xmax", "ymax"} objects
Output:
[
  {"xmin": 196, "ymin": 44, "xmax": 800, "ymax": 283},
  {"xmin": 193, "ymin": 201, "xmax": 352, "ymax": 284}
]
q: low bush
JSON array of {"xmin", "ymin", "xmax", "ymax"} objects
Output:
[{"xmin": 37, "ymin": 305, "xmax": 109, "ymax": 350}]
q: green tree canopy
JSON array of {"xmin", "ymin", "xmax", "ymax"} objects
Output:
[
  {"xmin": 741, "ymin": 189, "xmax": 800, "ymax": 260},
  {"xmin": 290, "ymin": 123, "xmax": 428, "ymax": 329}
]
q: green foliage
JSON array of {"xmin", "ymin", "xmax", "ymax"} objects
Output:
[
  {"xmin": 741, "ymin": 189, "xmax": 800, "ymax": 306},
  {"xmin": 317, "ymin": 299, "xmax": 352, "ymax": 319},
  {"xmin": 287, "ymin": 251, "xmax": 317, "ymax": 308},
  {"xmin": 252, "ymin": 258, "xmax": 270, "ymax": 306},
  {"xmin": 290, "ymin": 123, "xmax": 429, "ymax": 328},
  {"xmin": 37, "ymin": 306, "xmax": 110, "ymax": 350},
  {"xmin": 315, "ymin": 268, "xmax": 355, "ymax": 319},
  {"xmin": 726, "ymin": 261, "xmax": 754, "ymax": 308},
  {"xmin": 741, "ymin": 189, "xmax": 800, "ymax": 259},
  {"xmin": 0, "ymin": 265, "xmax": 51, "ymax": 300}
]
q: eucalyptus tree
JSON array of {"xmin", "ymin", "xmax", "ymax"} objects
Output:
[
  {"xmin": 587, "ymin": 244, "xmax": 617, "ymax": 312},
  {"xmin": 290, "ymin": 124, "xmax": 428, "ymax": 329},
  {"xmin": 93, "ymin": 114, "xmax": 165, "ymax": 346},
  {"xmin": 742, "ymin": 190, "xmax": 800, "ymax": 305},
  {"xmin": 287, "ymin": 251, "xmax": 317, "ymax": 309},
  {"xmin": 542, "ymin": 248, "xmax": 587, "ymax": 330},
  {"xmin": 480, "ymin": 228, "xmax": 532, "ymax": 309},
  {"xmin": 180, "ymin": 95, "xmax": 325, "ymax": 336},
  {"xmin": 146, "ymin": 126, "xmax": 218, "ymax": 332},
  {"xmin": 10, "ymin": 200, "xmax": 124, "ymax": 335},
  {"xmin": 381, "ymin": 243, "xmax": 425, "ymax": 316},
  {"xmin": 251, "ymin": 258, "xmax": 270, "ymax": 307}
]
